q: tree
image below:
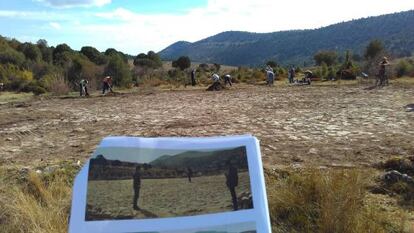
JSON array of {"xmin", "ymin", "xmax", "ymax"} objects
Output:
[
  {"xmin": 80, "ymin": 46, "xmax": 107, "ymax": 65},
  {"xmin": 36, "ymin": 39, "xmax": 53, "ymax": 63},
  {"xmin": 105, "ymin": 54, "xmax": 132, "ymax": 87},
  {"xmin": 314, "ymin": 51, "xmax": 337, "ymax": 66},
  {"xmin": 266, "ymin": 60, "xmax": 277, "ymax": 68},
  {"xmin": 0, "ymin": 42, "xmax": 25, "ymax": 66},
  {"xmin": 53, "ymin": 43, "xmax": 73, "ymax": 65},
  {"xmin": 172, "ymin": 56, "xmax": 191, "ymax": 70},
  {"xmin": 18, "ymin": 43, "xmax": 41, "ymax": 62},
  {"xmin": 364, "ymin": 40, "xmax": 384, "ymax": 60},
  {"xmin": 104, "ymin": 48, "xmax": 128, "ymax": 63},
  {"xmin": 133, "ymin": 51, "xmax": 162, "ymax": 68}
]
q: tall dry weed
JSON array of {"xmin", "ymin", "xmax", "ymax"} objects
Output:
[
  {"xmin": 267, "ymin": 168, "xmax": 408, "ymax": 233},
  {"xmin": 0, "ymin": 168, "xmax": 71, "ymax": 233}
]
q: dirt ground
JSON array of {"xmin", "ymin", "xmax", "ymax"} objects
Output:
[
  {"xmin": 86, "ymin": 172, "xmax": 251, "ymax": 220},
  {"xmin": 0, "ymin": 83, "xmax": 413, "ymax": 169}
]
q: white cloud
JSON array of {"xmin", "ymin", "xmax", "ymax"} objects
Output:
[
  {"xmin": 36, "ymin": 0, "xmax": 111, "ymax": 8},
  {"xmin": 49, "ymin": 22, "xmax": 62, "ymax": 30}
]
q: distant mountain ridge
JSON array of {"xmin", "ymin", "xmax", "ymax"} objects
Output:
[
  {"xmin": 150, "ymin": 147, "xmax": 248, "ymax": 172},
  {"xmin": 159, "ymin": 10, "xmax": 414, "ymax": 66}
]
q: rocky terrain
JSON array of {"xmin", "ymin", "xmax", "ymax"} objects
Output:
[{"xmin": 0, "ymin": 83, "xmax": 413, "ymax": 170}]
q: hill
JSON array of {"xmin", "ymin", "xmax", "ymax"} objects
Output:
[
  {"xmin": 150, "ymin": 146, "xmax": 248, "ymax": 172},
  {"xmin": 158, "ymin": 10, "xmax": 414, "ymax": 66}
]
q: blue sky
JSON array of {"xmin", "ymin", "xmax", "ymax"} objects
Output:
[{"xmin": 1, "ymin": 0, "xmax": 414, "ymax": 55}]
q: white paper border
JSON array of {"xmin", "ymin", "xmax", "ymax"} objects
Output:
[{"xmin": 69, "ymin": 135, "xmax": 271, "ymax": 233}]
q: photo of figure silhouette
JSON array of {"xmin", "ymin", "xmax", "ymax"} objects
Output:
[
  {"xmin": 132, "ymin": 165, "xmax": 141, "ymax": 210},
  {"xmin": 225, "ymin": 160, "xmax": 239, "ymax": 211},
  {"xmin": 86, "ymin": 146, "xmax": 252, "ymax": 221}
]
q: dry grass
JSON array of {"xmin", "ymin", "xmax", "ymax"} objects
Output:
[
  {"xmin": 0, "ymin": 165, "xmax": 411, "ymax": 233},
  {"xmin": 0, "ymin": 167, "xmax": 72, "ymax": 233},
  {"xmin": 266, "ymin": 168, "xmax": 409, "ymax": 233},
  {"xmin": 0, "ymin": 91, "xmax": 33, "ymax": 104}
]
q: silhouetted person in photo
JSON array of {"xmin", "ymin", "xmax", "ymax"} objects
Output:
[
  {"xmin": 187, "ymin": 167, "xmax": 193, "ymax": 182},
  {"xmin": 225, "ymin": 160, "xmax": 239, "ymax": 211},
  {"xmin": 191, "ymin": 69, "xmax": 196, "ymax": 86},
  {"xmin": 132, "ymin": 165, "xmax": 141, "ymax": 210}
]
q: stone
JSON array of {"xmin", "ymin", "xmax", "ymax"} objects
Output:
[{"xmin": 308, "ymin": 148, "xmax": 318, "ymax": 154}]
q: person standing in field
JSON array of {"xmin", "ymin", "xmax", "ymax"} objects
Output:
[
  {"xmin": 187, "ymin": 167, "xmax": 193, "ymax": 182},
  {"xmin": 79, "ymin": 79, "xmax": 89, "ymax": 96},
  {"xmin": 288, "ymin": 66, "xmax": 296, "ymax": 84},
  {"xmin": 132, "ymin": 165, "xmax": 141, "ymax": 210},
  {"xmin": 191, "ymin": 69, "xmax": 196, "ymax": 86},
  {"xmin": 102, "ymin": 76, "xmax": 113, "ymax": 94},
  {"xmin": 378, "ymin": 57, "xmax": 390, "ymax": 87},
  {"xmin": 224, "ymin": 74, "xmax": 233, "ymax": 86},
  {"xmin": 265, "ymin": 66, "xmax": 275, "ymax": 86},
  {"xmin": 225, "ymin": 160, "xmax": 239, "ymax": 211}
]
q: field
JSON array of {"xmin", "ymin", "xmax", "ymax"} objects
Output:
[
  {"xmin": 86, "ymin": 172, "xmax": 251, "ymax": 220},
  {"xmin": 0, "ymin": 80, "xmax": 414, "ymax": 232},
  {"xmin": 0, "ymin": 81, "xmax": 413, "ymax": 168}
]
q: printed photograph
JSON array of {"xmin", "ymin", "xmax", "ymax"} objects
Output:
[
  {"xmin": 86, "ymin": 146, "xmax": 253, "ymax": 221},
  {"xmin": 129, "ymin": 221, "xmax": 256, "ymax": 233}
]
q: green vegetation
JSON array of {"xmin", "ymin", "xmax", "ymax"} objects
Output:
[
  {"xmin": 0, "ymin": 36, "xmax": 165, "ymax": 94},
  {"xmin": 172, "ymin": 56, "xmax": 191, "ymax": 71},
  {"xmin": 159, "ymin": 10, "xmax": 414, "ymax": 66}
]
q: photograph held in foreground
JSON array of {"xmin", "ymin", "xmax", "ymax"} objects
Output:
[{"xmin": 86, "ymin": 146, "xmax": 253, "ymax": 220}]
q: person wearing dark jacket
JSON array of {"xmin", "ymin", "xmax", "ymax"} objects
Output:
[
  {"xmin": 132, "ymin": 166, "xmax": 141, "ymax": 210},
  {"xmin": 225, "ymin": 160, "xmax": 239, "ymax": 211},
  {"xmin": 187, "ymin": 167, "xmax": 193, "ymax": 182},
  {"xmin": 191, "ymin": 69, "xmax": 196, "ymax": 86}
]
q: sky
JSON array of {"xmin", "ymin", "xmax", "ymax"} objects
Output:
[
  {"xmin": 93, "ymin": 147, "xmax": 188, "ymax": 163},
  {"xmin": 92, "ymin": 146, "xmax": 234, "ymax": 163},
  {"xmin": 0, "ymin": 0, "xmax": 414, "ymax": 55}
]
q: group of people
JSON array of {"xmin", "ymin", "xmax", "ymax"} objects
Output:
[
  {"xmin": 132, "ymin": 160, "xmax": 240, "ymax": 211},
  {"xmin": 79, "ymin": 76, "xmax": 113, "ymax": 97},
  {"xmin": 77, "ymin": 57, "xmax": 392, "ymax": 97}
]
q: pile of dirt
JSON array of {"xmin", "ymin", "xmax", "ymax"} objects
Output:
[{"xmin": 206, "ymin": 82, "xmax": 226, "ymax": 91}]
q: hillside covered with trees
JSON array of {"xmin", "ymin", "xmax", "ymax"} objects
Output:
[
  {"xmin": 0, "ymin": 36, "xmax": 164, "ymax": 94},
  {"xmin": 159, "ymin": 10, "xmax": 414, "ymax": 66}
]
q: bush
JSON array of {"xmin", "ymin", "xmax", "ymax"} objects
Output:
[
  {"xmin": 267, "ymin": 168, "xmax": 407, "ymax": 233},
  {"xmin": 395, "ymin": 60, "xmax": 414, "ymax": 77},
  {"xmin": 22, "ymin": 81, "xmax": 46, "ymax": 95},
  {"xmin": 0, "ymin": 43, "xmax": 26, "ymax": 66},
  {"xmin": 172, "ymin": 56, "xmax": 191, "ymax": 71},
  {"xmin": 46, "ymin": 75, "xmax": 71, "ymax": 95},
  {"xmin": 0, "ymin": 167, "xmax": 73, "ymax": 233}
]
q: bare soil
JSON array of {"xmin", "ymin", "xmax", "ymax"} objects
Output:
[
  {"xmin": 86, "ymin": 172, "xmax": 251, "ymax": 220},
  {"xmin": 0, "ymin": 83, "xmax": 413, "ymax": 169}
]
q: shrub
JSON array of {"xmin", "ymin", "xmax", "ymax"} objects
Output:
[
  {"xmin": 172, "ymin": 56, "xmax": 191, "ymax": 71},
  {"xmin": 267, "ymin": 168, "xmax": 407, "ymax": 233},
  {"xmin": 395, "ymin": 60, "xmax": 414, "ymax": 77},
  {"xmin": 22, "ymin": 81, "xmax": 46, "ymax": 95},
  {"xmin": 47, "ymin": 75, "xmax": 71, "ymax": 95},
  {"xmin": 0, "ymin": 167, "xmax": 73, "ymax": 233}
]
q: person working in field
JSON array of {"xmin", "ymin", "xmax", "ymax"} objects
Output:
[
  {"xmin": 132, "ymin": 165, "xmax": 142, "ymax": 210},
  {"xmin": 225, "ymin": 160, "xmax": 239, "ymax": 211},
  {"xmin": 79, "ymin": 79, "xmax": 89, "ymax": 96},
  {"xmin": 265, "ymin": 66, "xmax": 275, "ymax": 86},
  {"xmin": 224, "ymin": 74, "xmax": 233, "ymax": 86},
  {"xmin": 191, "ymin": 69, "xmax": 196, "ymax": 86},
  {"xmin": 288, "ymin": 66, "xmax": 296, "ymax": 84},
  {"xmin": 378, "ymin": 57, "xmax": 390, "ymax": 87},
  {"xmin": 102, "ymin": 76, "xmax": 113, "ymax": 94}
]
